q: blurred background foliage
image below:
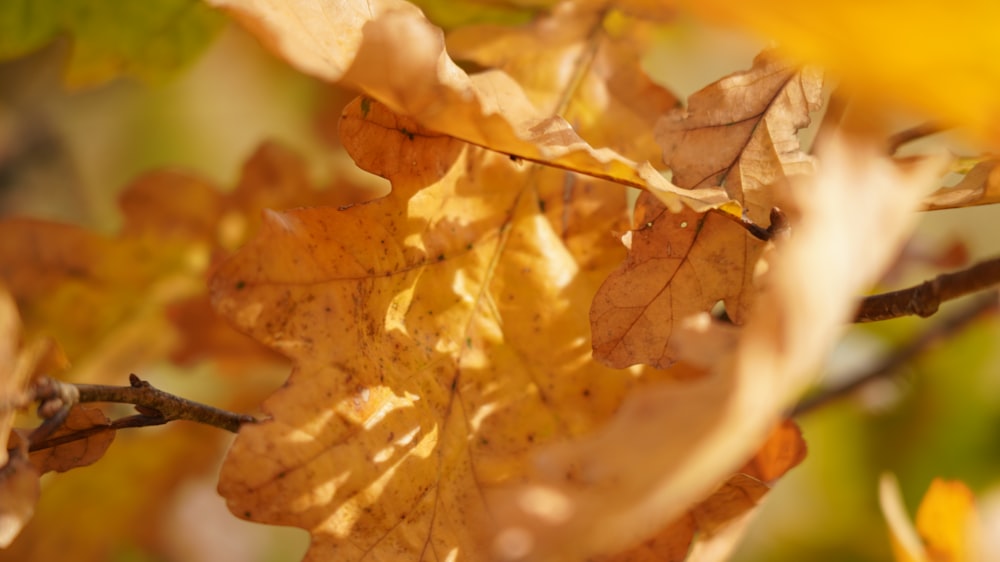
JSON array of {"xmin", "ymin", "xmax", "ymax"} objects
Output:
[{"xmin": 1, "ymin": 2, "xmax": 998, "ymax": 561}]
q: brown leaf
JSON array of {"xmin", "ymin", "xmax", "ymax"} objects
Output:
[
  {"xmin": 590, "ymin": 200, "xmax": 758, "ymax": 368},
  {"xmin": 206, "ymin": 0, "xmax": 728, "ymax": 212},
  {"xmin": 27, "ymin": 406, "xmax": 115, "ymax": 474},
  {"xmin": 738, "ymin": 419, "xmax": 807, "ymax": 483},
  {"xmin": 922, "ymin": 158, "xmax": 1000, "ymax": 211},
  {"xmin": 657, "ymin": 51, "xmax": 822, "ymax": 213}
]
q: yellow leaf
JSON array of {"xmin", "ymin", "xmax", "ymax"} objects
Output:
[{"xmin": 917, "ymin": 479, "xmax": 978, "ymax": 562}]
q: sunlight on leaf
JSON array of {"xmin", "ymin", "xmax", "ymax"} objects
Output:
[
  {"xmin": 0, "ymin": 449, "xmax": 39, "ymax": 549},
  {"xmin": 211, "ymin": 98, "xmax": 700, "ymax": 561}
]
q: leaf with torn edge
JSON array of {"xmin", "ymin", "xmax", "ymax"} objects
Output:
[
  {"xmin": 210, "ymin": 97, "xmax": 696, "ymax": 561},
  {"xmin": 922, "ymin": 158, "xmax": 1000, "ymax": 211},
  {"xmin": 205, "ymin": 0, "xmax": 727, "ymax": 211},
  {"xmin": 591, "ymin": 52, "xmax": 821, "ymax": 368},
  {"xmin": 493, "ymin": 132, "xmax": 947, "ymax": 561}
]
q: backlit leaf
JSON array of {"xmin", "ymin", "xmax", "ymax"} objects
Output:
[{"xmin": 922, "ymin": 158, "xmax": 1000, "ymax": 211}]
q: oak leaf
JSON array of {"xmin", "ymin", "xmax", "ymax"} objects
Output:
[
  {"xmin": 491, "ymin": 132, "xmax": 947, "ymax": 561},
  {"xmin": 591, "ymin": 52, "xmax": 821, "ymax": 368},
  {"xmin": 210, "ymin": 97, "xmax": 699, "ymax": 560},
  {"xmin": 204, "ymin": 0, "xmax": 728, "ymax": 212}
]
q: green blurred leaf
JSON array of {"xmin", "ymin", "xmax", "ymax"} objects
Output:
[
  {"xmin": 0, "ymin": 0, "xmax": 225, "ymax": 88},
  {"xmin": 409, "ymin": 0, "xmax": 549, "ymax": 30}
]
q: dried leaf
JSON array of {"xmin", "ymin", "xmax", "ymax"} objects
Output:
[
  {"xmin": 205, "ymin": 0, "xmax": 728, "ymax": 212},
  {"xmin": 591, "ymin": 52, "xmax": 821, "ymax": 368},
  {"xmin": 922, "ymin": 159, "xmax": 1000, "ymax": 211},
  {"xmin": 492, "ymin": 132, "xmax": 947, "ymax": 561},
  {"xmin": 27, "ymin": 406, "xmax": 115, "ymax": 474}
]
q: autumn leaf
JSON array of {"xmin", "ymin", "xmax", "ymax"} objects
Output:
[
  {"xmin": 671, "ymin": 0, "xmax": 1000, "ymax": 145},
  {"xmin": 204, "ymin": 0, "xmax": 728, "ymax": 212},
  {"xmin": 0, "ymin": 0, "xmax": 225, "ymax": 88},
  {"xmin": 491, "ymin": 131, "xmax": 947, "ymax": 561},
  {"xmin": 209, "ymin": 95, "xmax": 705, "ymax": 560},
  {"xmin": 590, "ymin": 52, "xmax": 821, "ymax": 368}
]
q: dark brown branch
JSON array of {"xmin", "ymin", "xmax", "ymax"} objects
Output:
[
  {"xmin": 72, "ymin": 374, "xmax": 257, "ymax": 433},
  {"xmin": 854, "ymin": 255, "xmax": 1000, "ymax": 322},
  {"xmin": 792, "ymin": 294, "xmax": 998, "ymax": 417}
]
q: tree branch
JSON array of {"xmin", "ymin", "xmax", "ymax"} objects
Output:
[
  {"xmin": 71, "ymin": 374, "xmax": 258, "ymax": 433},
  {"xmin": 792, "ymin": 294, "xmax": 998, "ymax": 417},
  {"xmin": 28, "ymin": 414, "xmax": 166, "ymax": 453},
  {"xmin": 854, "ymin": 255, "xmax": 1000, "ymax": 322}
]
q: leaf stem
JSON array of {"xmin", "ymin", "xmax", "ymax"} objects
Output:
[
  {"xmin": 792, "ymin": 295, "xmax": 998, "ymax": 417},
  {"xmin": 854, "ymin": 256, "xmax": 1000, "ymax": 322}
]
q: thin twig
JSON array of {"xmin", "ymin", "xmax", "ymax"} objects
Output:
[
  {"xmin": 792, "ymin": 294, "xmax": 999, "ymax": 417},
  {"xmin": 73, "ymin": 374, "xmax": 257, "ymax": 433},
  {"xmin": 855, "ymin": 255, "xmax": 1000, "ymax": 322}
]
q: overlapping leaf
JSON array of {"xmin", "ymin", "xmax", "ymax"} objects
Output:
[
  {"xmin": 204, "ymin": 0, "xmax": 728, "ymax": 211},
  {"xmin": 491, "ymin": 132, "xmax": 947, "ymax": 561},
  {"xmin": 591, "ymin": 53, "xmax": 822, "ymax": 368}
]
